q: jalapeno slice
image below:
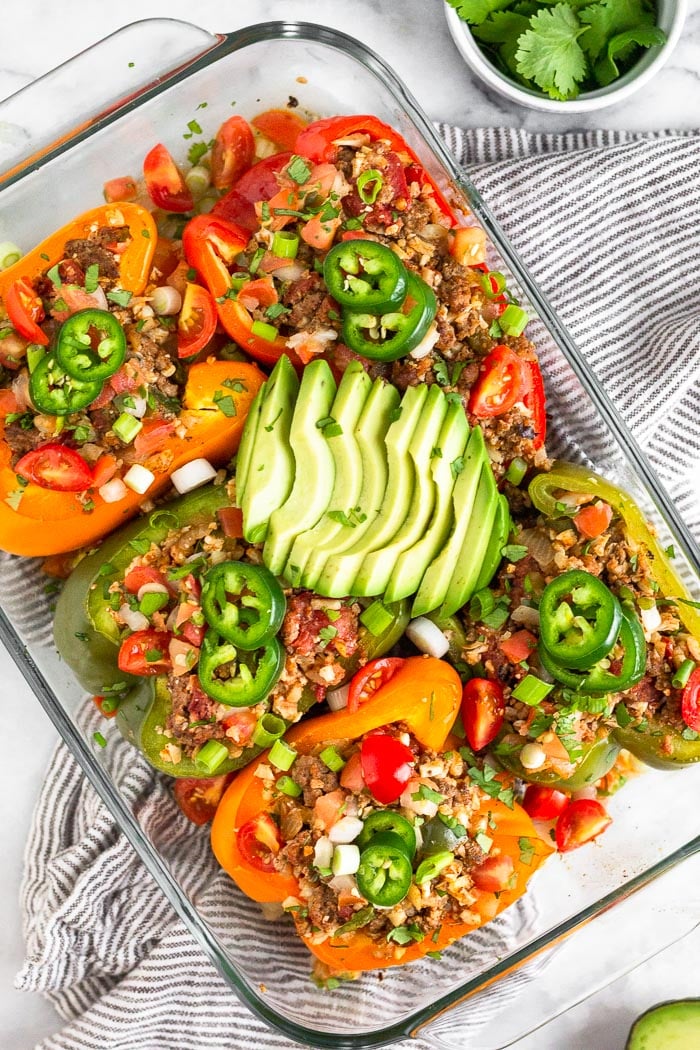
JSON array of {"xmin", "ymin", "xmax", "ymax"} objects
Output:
[
  {"xmin": 356, "ymin": 811, "xmax": 416, "ymax": 858},
  {"xmin": 29, "ymin": 353, "xmax": 102, "ymax": 416},
  {"xmin": 55, "ymin": 308, "xmax": 127, "ymax": 383},
  {"xmin": 342, "ymin": 271, "xmax": 437, "ymax": 362},
  {"xmin": 201, "ymin": 561, "xmax": 286, "ymax": 651},
  {"xmin": 323, "ymin": 240, "xmax": 408, "ymax": 313},
  {"xmin": 355, "ymin": 831, "xmax": 413, "ymax": 907},
  {"xmin": 197, "ymin": 629, "xmax": 284, "ymax": 707},
  {"xmin": 539, "ymin": 570, "xmax": 622, "ymax": 670},
  {"xmin": 539, "ymin": 605, "xmax": 646, "ymax": 694}
]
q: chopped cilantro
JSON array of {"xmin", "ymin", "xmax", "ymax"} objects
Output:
[
  {"xmin": 286, "ymin": 155, "xmax": 312, "ymax": 185},
  {"xmin": 187, "ymin": 141, "xmax": 208, "ymax": 165},
  {"xmin": 84, "ymin": 263, "xmax": 100, "ymax": 293},
  {"xmin": 518, "ymin": 836, "xmax": 535, "ymax": 865},
  {"xmin": 107, "ymin": 289, "xmax": 133, "ymax": 308},
  {"xmin": 468, "ymin": 763, "xmax": 515, "ymax": 808},
  {"xmin": 386, "ymin": 924, "xmax": 424, "ymax": 945},
  {"xmin": 438, "ymin": 813, "xmax": 467, "ymax": 839},
  {"xmin": 450, "ymin": 456, "xmax": 465, "ymax": 479},
  {"xmin": 265, "ymin": 302, "xmax": 290, "ymax": 320},
  {"xmin": 213, "ymin": 391, "xmax": 237, "ymax": 417},
  {"xmin": 412, "ymin": 784, "xmax": 445, "ymax": 804},
  {"xmin": 318, "ymin": 625, "xmax": 338, "ymax": 647},
  {"xmin": 501, "ymin": 543, "xmax": 528, "ymax": 562}
]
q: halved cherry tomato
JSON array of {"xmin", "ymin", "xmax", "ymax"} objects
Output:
[
  {"xmin": 143, "ymin": 143, "xmax": 193, "ymax": 213},
  {"xmin": 252, "ymin": 109, "xmax": 308, "ymax": 151},
  {"xmin": 522, "ymin": 784, "xmax": 569, "ymax": 822},
  {"xmin": 210, "ymin": 116, "xmax": 256, "ymax": 190},
  {"xmin": 499, "ymin": 630, "xmax": 537, "ymax": 664},
  {"xmin": 360, "ymin": 733, "xmax": 415, "ymax": 805},
  {"xmin": 461, "ymin": 678, "xmax": 505, "ymax": 752},
  {"xmin": 681, "ymin": 668, "xmax": 700, "ymax": 732},
  {"xmin": 523, "ymin": 358, "xmax": 546, "ymax": 450},
  {"xmin": 5, "ymin": 278, "xmax": 49, "ymax": 345},
  {"xmin": 92, "ymin": 695, "xmax": 118, "ymax": 719},
  {"xmin": 573, "ymin": 501, "xmax": 613, "ymax": 540},
  {"xmin": 15, "ymin": 444, "xmax": 93, "ymax": 492},
  {"xmin": 217, "ymin": 506, "xmax": 244, "ymax": 538},
  {"xmin": 237, "ymin": 812, "xmax": 282, "ymax": 872},
  {"xmin": 103, "ymin": 176, "xmax": 137, "ymax": 203},
  {"xmin": 347, "ymin": 657, "xmax": 405, "ymax": 714},
  {"xmin": 468, "ymin": 346, "xmax": 528, "ymax": 418},
  {"xmin": 212, "ymin": 152, "xmax": 293, "ymax": 231},
  {"xmin": 471, "ymin": 854, "xmax": 514, "ymax": 892},
  {"xmin": 123, "ymin": 565, "xmax": 170, "ymax": 595},
  {"xmin": 117, "ymin": 629, "xmax": 173, "ymax": 676},
  {"xmin": 173, "ymin": 774, "xmax": 233, "ymax": 825},
  {"xmin": 555, "ymin": 798, "xmax": 611, "ymax": 852},
  {"xmin": 177, "ymin": 282, "xmax": 217, "ymax": 359}
]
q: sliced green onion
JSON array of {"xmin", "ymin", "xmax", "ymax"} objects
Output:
[
  {"xmin": 196, "ymin": 739, "xmax": 229, "ymax": 774},
  {"xmin": 252, "ymin": 713, "xmax": 287, "ymax": 749},
  {"xmin": 0, "ymin": 241, "xmax": 22, "ymax": 270},
  {"xmin": 504, "ymin": 457, "xmax": 528, "ymax": 486},
  {"xmin": 499, "ymin": 305, "xmax": 529, "ymax": 337},
  {"xmin": 478, "ymin": 271, "xmax": 507, "ymax": 299},
  {"xmin": 185, "ymin": 164, "xmax": 211, "ymax": 198},
  {"xmin": 356, "ymin": 169, "xmax": 384, "ymax": 204},
  {"xmin": 276, "ymin": 775, "xmax": 302, "ymax": 798},
  {"xmin": 139, "ymin": 591, "xmax": 170, "ymax": 616},
  {"xmin": 672, "ymin": 659, "xmax": 697, "ymax": 689},
  {"xmin": 269, "ymin": 738, "xmax": 297, "ymax": 771},
  {"xmin": 250, "ymin": 320, "xmax": 278, "ymax": 342},
  {"xmin": 271, "ymin": 231, "xmax": 299, "ymax": 259},
  {"xmin": 99, "ymin": 696, "xmax": 120, "ymax": 715},
  {"xmin": 512, "ymin": 675, "xmax": 554, "ymax": 706},
  {"xmin": 319, "ymin": 746, "xmax": 346, "ymax": 773},
  {"xmin": 195, "ymin": 193, "xmax": 219, "ymax": 216},
  {"xmin": 359, "ymin": 600, "xmax": 394, "ymax": 637},
  {"xmin": 415, "ymin": 851, "xmax": 453, "ymax": 884},
  {"xmin": 113, "ymin": 412, "xmax": 143, "ymax": 444},
  {"xmin": 469, "ymin": 588, "xmax": 496, "ymax": 621},
  {"xmin": 638, "ymin": 596, "xmax": 656, "ymax": 610},
  {"xmin": 93, "ymin": 731, "xmax": 107, "ymax": 748},
  {"xmin": 27, "ymin": 344, "xmax": 46, "ymax": 374}
]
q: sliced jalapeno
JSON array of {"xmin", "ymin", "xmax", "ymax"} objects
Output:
[
  {"xmin": 323, "ymin": 239, "xmax": 407, "ymax": 313},
  {"xmin": 201, "ymin": 560, "xmax": 286, "ymax": 651},
  {"xmin": 29, "ymin": 353, "xmax": 102, "ymax": 416},
  {"xmin": 539, "ymin": 569, "xmax": 622, "ymax": 670},
  {"xmin": 356, "ymin": 811, "xmax": 416, "ymax": 858},
  {"xmin": 341, "ymin": 271, "xmax": 437, "ymax": 362},
  {"xmin": 356, "ymin": 831, "xmax": 413, "ymax": 907},
  {"xmin": 197, "ymin": 629, "xmax": 284, "ymax": 707},
  {"xmin": 55, "ymin": 308, "xmax": 127, "ymax": 383},
  {"xmin": 540, "ymin": 605, "xmax": 646, "ymax": 694}
]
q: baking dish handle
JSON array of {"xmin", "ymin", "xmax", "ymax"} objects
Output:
[{"xmin": 0, "ymin": 18, "xmax": 225, "ymax": 185}]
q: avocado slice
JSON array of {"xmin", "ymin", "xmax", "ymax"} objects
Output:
[
  {"xmin": 307, "ymin": 378, "xmax": 400, "ymax": 593},
  {"xmin": 318, "ymin": 383, "xmax": 427, "ymax": 598},
  {"xmin": 626, "ymin": 1000, "xmax": 700, "ymax": 1049},
  {"xmin": 234, "ymin": 379, "xmax": 265, "ymax": 509},
  {"xmin": 263, "ymin": 359, "xmax": 337, "ymax": 577},
  {"xmin": 472, "ymin": 493, "xmax": 510, "ymax": 594},
  {"xmin": 411, "ymin": 425, "xmax": 487, "ymax": 617},
  {"xmin": 384, "ymin": 398, "xmax": 469, "ymax": 604},
  {"xmin": 240, "ymin": 355, "xmax": 299, "ymax": 544},
  {"xmin": 352, "ymin": 383, "xmax": 447, "ymax": 596},
  {"xmin": 285, "ymin": 362, "xmax": 372, "ymax": 586},
  {"xmin": 439, "ymin": 459, "xmax": 498, "ymax": 617}
]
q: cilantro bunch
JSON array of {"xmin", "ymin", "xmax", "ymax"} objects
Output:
[{"xmin": 448, "ymin": 0, "xmax": 666, "ymax": 100}]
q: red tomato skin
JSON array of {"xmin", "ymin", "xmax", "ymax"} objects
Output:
[
  {"xmin": 471, "ymin": 854, "xmax": 514, "ymax": 892},
  {"xmin": 360, "ymin": 733, "xmax": 414, "ymax": 805},
  {"xmin": 522, "ymin": 784, "xmax": 569, "ymax": 822},
  {"xmin": 117, "ymin": 630, "xmax": 173, "ymax": 676},
  {"xmin": 177, "ymin": 282, "xmax": 217, "ymax": 359},
  {"xmin": 252, "ymin": 109, "xmax": 308, "ymax": 151},
  {"xmin": 143, "ymin": 143, "xmax": 193, "ymax": 213},
  {"xmin": 681, "ymin": 668, "xmax": 700, "ymax": 732},
  {"xmin": 15, "ymin": 444, "xmax": 93, "ymax": 492},
  {"xmin": 123, "ymin": 565, "xmax": 170, "ymax": 595},
  {"xmin": 6, "ymin": 278, "xmax": 49, "ymax": 345},
  {"xmin": 173, "ymin": 774, "xmax": 233, "ymax": 825},
  {"xmin": 468, "ymin": 346, "xmax": 528, "ymax": 418},
  {"xmin": 555, "ymin": 799, "xmax": 611, "ymax": 852},
  {"xmin": 347, "ymin": 657, "xmax": 405, "ymax": 714},
  {"xmin": 499, "ymin": 630, "xmax": 538, "ymax": 664},
  {"xmin": 237, "ymin": 813, "xmax": 282, "ymax": 872},
  {"xmin": 210, "ymin": 116, "xmax": 256, "ymax": 190},
  {"xmin": 212, "ymin": 152, "xmax": 293, "ymax": 230},
  {"xmin": 523, "ymin": 359, "xmax": 546, "ymax": 450},
  {"xmin": 461, "ymin": 678, "xmax": 505, "ymax": 752}
]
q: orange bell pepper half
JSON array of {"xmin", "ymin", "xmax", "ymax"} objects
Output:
[
  {"xmin": 211, "ymin": 656, "xmax": 552, "ymax": 972},
  {"xmin": 0, "ymin": 360, "xmax": 264, "ymax": 556}
]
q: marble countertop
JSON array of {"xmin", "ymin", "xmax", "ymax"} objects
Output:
[{"xmin": 1, "ymin": 2, "xmax": 698, "ymax": 1048}]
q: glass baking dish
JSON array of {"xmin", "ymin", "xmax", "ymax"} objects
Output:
[{"xmin": 1, "ymin": 19, "xmax": 699, "ymax": 1049}]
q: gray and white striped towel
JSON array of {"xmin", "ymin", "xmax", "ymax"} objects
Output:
[{"xmin": 15, "ymin": 126, "xmax": 700, "ymax": 1050}]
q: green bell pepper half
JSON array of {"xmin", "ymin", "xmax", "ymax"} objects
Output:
[{"xmin": 612, "ymin": 720, "xmax": 700, "ymax": 770}]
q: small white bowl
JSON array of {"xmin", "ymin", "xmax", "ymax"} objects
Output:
[{"xmin": 444, "ymin": 0, "xmax": 687, "ymax": 113}]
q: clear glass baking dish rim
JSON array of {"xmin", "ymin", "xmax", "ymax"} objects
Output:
[{"xmin": 2, "ymin": 17, "xmax": 700, "ymax": 1049}]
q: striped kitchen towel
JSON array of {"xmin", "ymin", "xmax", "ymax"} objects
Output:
[{"xmin": 15, "ymin": 127, "xmax": 700, "ymax": 1050}]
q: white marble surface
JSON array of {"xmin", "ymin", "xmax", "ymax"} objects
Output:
[{"xmin": 1, "ymin": 2, "xmax": 698, "ymax": 1048}]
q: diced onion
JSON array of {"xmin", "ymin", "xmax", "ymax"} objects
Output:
[
  {"xmin": 171, "ymin": 458, "xmax": 217, "ymax": 494},
  {"xmin": 400, "ymin": 778, "xmax": 439, "ymax": 817},
  {"xmin": 150, "ymin": 286, "xmax": 182, "ymax": 316},
  {"xmin": 123, "ymin": 395, "xmax": 148, "ymax": 419},
  {"xmin": 329, "ymin": 816, "xmax": 364, "ymax": 845},
  {"xmin": 271, "ymin": 261, "xmax": 305, "ymax": 282},
  {"xmin": 99, "ymin": 478, "xmax": 128, "ymax": 503},
  {"xmin": 118, "ymin": 604, "xmax": 149, "ymax": 632},
  {"xmin": 511, "ymin": 605, "xmax": 541, "ymax": 629},
  {"xmin": 123, "ymin": 464, "xmax": 155, "ymax": 494},
  {"xmin": 572, "ymin": 785, "xmax": 598, "ymax": 801},
  {"xmin": 331, "ymin": 843, "xmax": 360, "ymax": 876},
  {"xmin": 405, "ymin": 617, "xmax": 450, "ymax": 658},
  {"xmin": 328, "ymin": 874, "xmax": 358, "ymax": 896},
  {"xmin": 640, "ymin": 604, "xmax": 662, "ymax": 636},
  {"xmin": 137, "ymin": 582, "xmax": 170, "ymax": 601},
  {"xmin": 260, "ymin": 902, "xmax": 284, "ymax": 921},
  {"xmin": 326, "ymin": 684, "xmax": 350, "ymax": 712},
  {"xmin": 409, "ymin": 322, "xmax": 440, "ymax": 360},
  {"xmin": 519, "ymin": 528, "xmax": 555, "ymax": 569},
  {"xmin": 313, "ymin": 836, "xmax": 334, "ymax": 870},
  {"xmin": 520, "ymin": 743, "xmax": 546, "ymax": 770},
  {"xmin": 89, "ymin": 285, "xmax": 109, "ymax": 312}
]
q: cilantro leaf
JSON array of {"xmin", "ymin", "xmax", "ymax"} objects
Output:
[
  {"xmin": 446, "ymin": 0, "xmax": 514, "ymax": 27},
  {"xmin": 594, "ymin": 25, "xmax": 666, "ymax": 86},
  {"xmin": 515, "ymin": 5, "xmax": 588, "ymax": 100},
  {"xmin": 579, "ymin": 0, "xmax": 654, "ymax": 60},
  {"xmin": 472, "ymin": 11, "xmax": 531, "ymax": 44}
]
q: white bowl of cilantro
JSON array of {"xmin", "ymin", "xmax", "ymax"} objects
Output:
[{"xmin": 444, "ymin": 0, "xmax": 686, "ymax": 111}]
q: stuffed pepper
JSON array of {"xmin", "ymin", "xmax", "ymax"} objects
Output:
[
  {"xmin": 54, "ymin": 480, "xmax": 409, "ymax": 777},
  {"xmin": 211, "ymin": 655, "xmax": 550, "ymax": 976}
]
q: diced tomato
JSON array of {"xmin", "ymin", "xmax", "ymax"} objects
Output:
[
  {"xmin": 340, "ymin": 229, "xmax": 369, "ymax": 242},
  {"xmin": 103, "ymin": 176, "xmax": 137, "ymax": 203},
  {"xmin": 468, "ymin": 346, "xmax": 529, "ymax": 418},
  {"xmin": 221, "ymin": 708, "xmax": 257, "ymax": 745},
  {"xmin": 573, "ymin": 501, "xmax": 613, "ymax": 540},
  {"xmin": 360, "ymin": 733, "xmax": 415, "ymax": 805},
  {"xmin": 210, "ymin": 116, "xmax": 256, "ymax": 190},
  {"xmin": 681, "ymin": 668, "xmax": 700, "ymax": 732},
  {"xmin": 212, "ymin": 152, "xmax": 293, "ymax": 231},
  {"xmin": 300, "ymin": 212, "xmax": 342, "ymax": 251},
  {"xmin": 51, "ymin": 285, "xmax": 107, "ymax": 322},
  {"xmin": 347, "ymin": 657, "xmax": 405, "ymax": 714},
  {"xmin": 237, "ymin": 812, "xmax": 282, "ymax": 871},
  {"xmin": 110, "ymin": 366, "xmax": 140, "ymax": 396},
  {"xmin": 0, "ymin": 388, "xmax": 20, "ymax": 417},
  {"xmin": 180, "ymin": 620, "xmax": 207, "ymax": 648},
  {"xmin": 471, "ymin": 854, "xmax": 514, "ymax": 892},
  {"xmin": 339, "ymin": 750, "xmax": 365, "ymax": 793},
  {"xmin": 461, "ymin": 678, "xmax": 505, "ymax": 752},
  {"xmin": 91, "ymin": 454, "xmax": 118, "ymax": 489},
  {"xmin": 117, "ymin": 629, "xmax": 173, "ymax": 676},
  {"xmin": 237, "ymin": 277, "xmax": 278, "ymax": 310},
  {"xmin": 15, "ymin": 444, "xmax": 93, "ymax": 492},
  {"xmin": 143, "ymin": 143, "xmax": 193, "ymax": 213},
  {"xmin": 5, "ymin": 278, "xmax": 49, "ymax": 345},
  {"xmin": 555, "ymin": 799, "xmax": 611, "ymax": 852},
  {"xmin": 252, "ymin": 108, "xmax": 308, "ymax": 151},
  {"xmin": 177, "ymin": 282, "xmax": 217, "ymax": 359},
  {"xmin": 499, "ymin": 630, "xmax": 538, "ymax": 664},
  {"xmin": 173, "ymin": 774, "xmax": 233, "ymax": 825},
  {"xmin": 123, "ymin": 565, "xmax": 169, "ymax": 594},
  {"xmin": 133, "ymin": 418, "xmax": 175, "ymax": 459},
  {"xmin": 169, "ymin": 636, "xmax": 200, "ymax": 676},
  {"xmin": 92, "ymin": 695, "xmax": 118, "ymax": 719},
  {"xmin": 217, "ymin": 506, "xmax": 244, "ymax": 538},
  {"xmin": 522, "ymin": 784, "xmax": 569, "ymax": 821},
  {"xmin": 313, "ymin": 788, "xmax": 348, "ymax": 831},
  {"xmin": 449, "ymin": 226, "xmax": 487, "ymax": 267}
]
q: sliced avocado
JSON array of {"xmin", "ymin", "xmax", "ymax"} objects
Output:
[
  {"xmin": 352, "ymin": 383, "xmax": 447, "ymax": 596},
  {"xmin": 384, "ymin": 398, "xmax": 469, "ymax": 603},
  {"xmin": 626, "ymin": 1000, "xmax": 700, "ymax": 1049},
  {"xmin": 263, "ymin": 359, "xmax": 337, "ymax": 577},
  {"xmin": 472, "ymin": 493, "xmax": 510, "ymax": 594},
  {"xmin": 240, "ymin": 355, "xmax": 299, "ymax": 544},
  {"xmin": 307, "ymin": 378, "xmax": 400, "ymax": 592},
  {"xmin": 318, "ymin": 383, "xmax": 427, "ymax": 598},
  {"xmin": 234, "ymin": 379, "xmax": 265, "ymax": 509},
  {"xmin": 285, "ymin": 362, "xmax": 372, "ymax": 586},
  {"xmin": 440, "ymin": 458, "xmax": 498, "ymax": 617},
  {"xmin": 411, "ymin": 425, "xmax": 487, "ymax": 617}
]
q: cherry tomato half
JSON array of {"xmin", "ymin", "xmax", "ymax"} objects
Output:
[
  {"xmin": 468, "ymin": 345, "xmax": 528, "ymax": 418},
  {"xmin": 177, "ymin": 282, "xmax": 217, "ymax": 359},
  {"xmin": 347, "ymin": 657, "xmax": 405, "ymax": 714},
  {"xmin": 471, "ymin": 854, "xmax": 514, "ymax": 892},
  {"xmin": 173, "ymin": 774, "xmax": 233, "ymax": 826},
  {"xmin": 360, "ymin": 733, "xmax": 415, "ymax": 805},
  {"xmin": 522, "ymin": 784, "xmax": 569, "ymax": 822},
  {"xmin": 210, "ymin": 115, "xmax": 256, "ymax": 190},
  {"xmin": 15, "ymin": 444, "xmax": 93, "ymax": 492},
  {"xmin": 555, "ymin": 798, "xmax": 611, "ymax": 852},
  {"xmin": 5, "ymin": 277, "xmax": 49, "ymax": 345},
  {"xmin": 681, "ymin": 667, "xmax": 700, "ymax": 732},
  {"xmin": 461, "ymin": 678, "xmax": 505, "ymax": 752},
  {"xmin": 117, "ymin": 629, "xmax": 173, "ymax": 676},
  {"xmin": 212, "ymin": 152, "xmax": 293, "ymax": 231},
  {"xmin": 237, "ymin": 812, "xmax": 282, "ymax": 872},
  {"xmin": 143, "ymin": 143, "xmax": 193, "ymax": 213}
]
